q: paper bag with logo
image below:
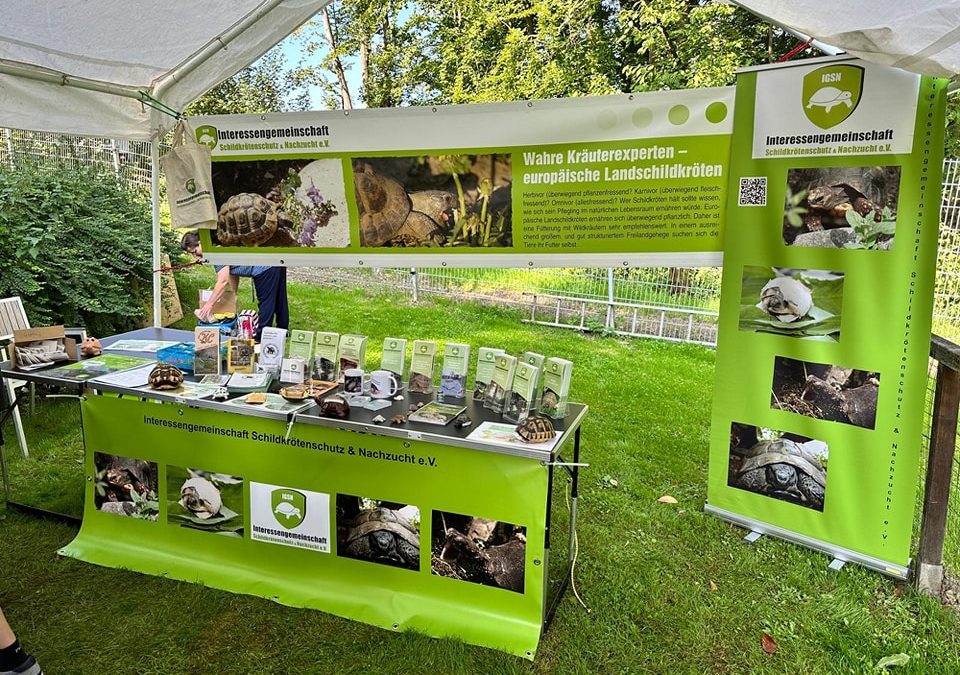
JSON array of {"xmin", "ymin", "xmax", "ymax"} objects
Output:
[{"xmin": 162, "ymin": 119, "xmax": 218, "ymax": 229}]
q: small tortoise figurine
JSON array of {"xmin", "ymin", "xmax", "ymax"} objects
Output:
[
  {"xmin": 80, "ymin": 337, "xmax": 102, "ymax": 357},
  {"xmin": 319, "ymin": 395, "xmax": 350, "ymax": 419},
  {"xmin": 148, "ymin": 364, "xmax": 184, "ymax": 390},
  {"xmin": 515, "ymin": 415, "xmax": 555, "ymax": 443}
]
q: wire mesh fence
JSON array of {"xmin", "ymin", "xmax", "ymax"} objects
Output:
[
  {"xmin": 2, "ymin": 128, "xmax": 959, "ymax": 347},
  {"xmin": 935, "ymin": 160, "xmax": 960, "ymax": 342},
  {"xmin": 0, "ymin": 128, "xmax": 154, "ymax": 189}
]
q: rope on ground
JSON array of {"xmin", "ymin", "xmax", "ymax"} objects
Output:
[
  {"xmin": 153, "ymin": 259, "xmax": 206, "ymax": 273},
  {"xmin": 566, "ymin": 479, "xmax": 591, "ymax": 614}
]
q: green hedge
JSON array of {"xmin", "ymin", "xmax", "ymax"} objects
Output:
[{"xmin": 0, "ymin": 163, "xmax": 178, "ymax": 337}]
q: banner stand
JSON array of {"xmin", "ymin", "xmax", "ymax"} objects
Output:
[{"xmin": 704, "ymin": 504, "xmax": 910, "ymax": 579}]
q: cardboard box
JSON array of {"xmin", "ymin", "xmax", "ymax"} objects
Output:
[
  {"xmin": 473, "ymin": 347, "xmax": 505, "ymax": 400},
  {"xmin": 11, "ymin": 326, "xmax": 76, "ymax": 370}
]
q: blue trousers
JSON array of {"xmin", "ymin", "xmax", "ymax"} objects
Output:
[{"xmin": 252, "ymin": 267, "xmax": 289, "ymax": 340}]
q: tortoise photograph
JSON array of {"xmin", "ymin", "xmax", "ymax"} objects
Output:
[
  {"xmin": 336, "ymin": 495, "xmax": 421, "ymax": 571},
  {"xmin": 352, "ymin": 154, "xmax": 513, "ymax": 248},
  {"xmin": 739, "ymin": 266, "xmax": 843, "ymax": 342},
  {"xmin": 783, "ymin": 166, "xmax": 900, "ymax": 249},
  {"xmin": 94, "ymin": 453, "xmax": 159, "ymax": 520},
  {"xmin": 431, "ymin": 511, "xmax": 527, "ymax": 594},
  {"xmin": 209, "ymin": 158, "xmax": 347, "ymax": 248},
  {"xmin": 728, "ymin": 423, "xmax": 829, "ymax": 512},
  {"xmin": 166, "ymin": 466, "xmax": 245, "ymax": 536},
  {"xmin": 771, "ymin": 356, "xmax": 880, "ymax": 429}
]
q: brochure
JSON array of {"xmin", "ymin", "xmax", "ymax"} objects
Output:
[
  {"xmin": 193, "ymin": 326, "xmax": 221, "ymax": 376},
  {"xmin": 408, "ymin": 401, "xmax": 466, "ymax": 426},
  {"xmin": 466, "ymin": 421, "xmax": 559, "ymax": 451},
  {"xmin": 483, "ymin": 353, "xmax": 516, "ymax": 413},
  {"xmin": 381, "ymin": 337, "xmax": 407, "ymax": 379},
  {"xmin": 541, "ymin": 357, "xmax": 573, "ymax": 418},
  {"xmin": 42, "ymin": 354, "xmax": 155, "ymax": 382},
  {"xmin": 288, "ymin": 329, "xmax": 314, "ymax": 362},
  {"xmin": 338, "ymin": 334, "xmax": 367, "ymax": 379},
  {"xmin": 440, "ymin": 342, "xmax": 470, "ymax": 399},
  {"xmin": 473, "ymin": 347, "xmax": 505, "ymax": 400},
  {"xmin": 227, "ymin": 339, "xmax": 256, "ymax": 374},
  {"xmin": 408, "ymin": 340, "xmax": 437, "ymax": 393},
  {"xmin": 313, "ymin": 331, "xmax": 340, "ymax": 380}
]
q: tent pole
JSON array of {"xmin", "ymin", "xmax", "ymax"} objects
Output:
[
  {"xmin": 150, "ymin": 114, "xmax": 162, "ymax": 329},
  {"xmin": 153, "ymin": 0, "xmax": 291, "ymax": 99}
]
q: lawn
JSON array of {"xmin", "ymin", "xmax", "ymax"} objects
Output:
[{"xmin": 2, "ymin": 269, "xmax": 959, "ymax": 674}]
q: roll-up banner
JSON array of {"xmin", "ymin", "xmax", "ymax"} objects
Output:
[
  {"xmin": 706, "ymin": 56, "xmax": 947, "ymax": 576},
  {"xmin": 61, "ymin": 395, "xmax": 552, "ymax": 658},
  {"xmin": 194, "ymin": 88, "xmax": 734, "ymax": 268}
]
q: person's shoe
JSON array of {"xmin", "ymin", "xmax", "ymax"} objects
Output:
[{"xmin": 0, "ymin": 654, "xmax": 42, "ymax": 675}]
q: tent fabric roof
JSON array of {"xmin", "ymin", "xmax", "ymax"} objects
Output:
[
  {"xmin": 733, "ymin": 1, "xmax": 960, "ymax": 79},
  {"xmin": 0, "ymin": 0, "xmax": 329, "ymax": 140}
]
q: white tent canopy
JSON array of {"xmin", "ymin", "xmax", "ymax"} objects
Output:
[
  {"xmin": 0, "ymin": 0, "xmax": 329, "ymax": 140},
  {"xmin": 0, "ymin": 0, "xmax": 955, "ymax": 326},
  {"xmin": 733, "ymin": 1, "xmax": 960, "ymax": 79}
]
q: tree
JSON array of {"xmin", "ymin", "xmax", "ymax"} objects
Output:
[
  {"xmin": 426, "ymin": 0, "xmax": 621, "ymax": 104},
  {"xmin": 617, "ymin": 0, "xmax": 803, "ymax": 91},
  {"xmin": 185, "ymin": 41, "xmax": 320, "ymax": 116}
]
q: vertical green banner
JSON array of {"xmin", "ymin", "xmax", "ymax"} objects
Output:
[
  {"xmin": 61, "ymin": 395, "xmax": 550, "ymax": 658},
  {"xmin": 707, "ymin": 57, "xmax": 947, "ymax": 575}
]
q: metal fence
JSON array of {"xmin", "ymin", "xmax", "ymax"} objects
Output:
[
  {"xmin": 4, "ymin": 127, "xmax": 960, "ymax": 346},
  {"xmin": 0, "ymin": 128, "xmax": 154, "ymax": 189}
]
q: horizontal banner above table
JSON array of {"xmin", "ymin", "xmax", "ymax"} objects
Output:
[{"xmin": 194, "ymin": 88, "xmax": 735, "ymax": 268}]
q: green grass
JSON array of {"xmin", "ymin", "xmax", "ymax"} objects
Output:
[{"xmin": 2, "ymin": 268, "xmax": 960, "ymax": 673}]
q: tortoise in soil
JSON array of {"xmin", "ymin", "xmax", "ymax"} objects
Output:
[
  {"xmin": 733, "ymin": 439, "xmax": 826, "ymax": 510},
  {"xmin": 95, "ymin": 454, "xmax": 154, "ymax": 503},
  {"xmin": 515, "ymin": 415, "xmax": 555, "ymax": 443},
  {"xmin": 148, "ymin": 364, "xmax": 184, "ymax": 390},
  {"xmin": 806, "ymin": 86, "xmax": 853, "ymax": 113},
  {"xmin": 353, "ymin": 164, "xmax": 445, "ymax": 247},
  {"xmin": 216, "ymin": 192, "xmax": 294, "ymax": 247},
  {"xmin": 388, "ymin": 211, "xmax": 445, "ymax": 247},
  {"xmin": 440, "ymin": 529, "xmax": 526, "ymax": 592},
  {"xmin": 354, "ymin": 164, "xmax": 411, "ymax": 246},
  {"xmin": 342, "ymin": 508, "xmax": 420, "ymax": 569}
]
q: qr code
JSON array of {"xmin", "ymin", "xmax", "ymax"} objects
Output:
[{"xmin": 738, "ymin": 177, "xmax": 767, "ymax": 206}]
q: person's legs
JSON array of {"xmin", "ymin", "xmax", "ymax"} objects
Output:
[
  {"xmin": 252, "ymin": 268, "xmax": 280, "ymax": 341},
  {"xmin": 0, "ymin": 607, "xmax": 14, "ymax": 649},
  {"xmin": 0, "ymin": 607, "xmax": 41, "ymax": 674},
  {"xmin": 275, "ymin": 267, "xmax": 289, "ymax": 331}
]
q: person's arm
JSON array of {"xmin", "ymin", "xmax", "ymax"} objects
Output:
[{"xmin": 196, "ymin": 266, "xmax": 235, "ymax": 321}]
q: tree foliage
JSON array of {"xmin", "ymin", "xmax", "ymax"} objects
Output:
[
  {"xmin": 185, "ymin": 45, "xmax": 318, "ymax": 116},
  {"xmin": 0, "ymin": 164, "xmax": 178, "ymax": 336},
  {"xmin": 185, "ymin": 2, "xmax": 815, "ymax": 114},
  {"xmin": 425, "ymin": 0, "xmax": 620, "ymax": 103},
  {"xmin": 617, "ymin": 0, "xmax": 799, "ymax": 91}
]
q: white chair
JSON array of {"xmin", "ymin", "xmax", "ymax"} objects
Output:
[{"xmin": 0, "ymin": 296, "xmax": 31, "ymax": 458}]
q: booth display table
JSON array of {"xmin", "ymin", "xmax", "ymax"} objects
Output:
[{"xmin": 0, "ymin": 327, "xmax": 585, "ymax": 658}]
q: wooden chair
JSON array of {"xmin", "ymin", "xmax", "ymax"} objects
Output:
[{"xmin": 0, "ymin": 296, "xmax": 31, "ymax": 458}]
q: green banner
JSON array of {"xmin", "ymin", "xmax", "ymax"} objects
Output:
[
  {"xmin": 61, "ymin": 395, "xmax": 550, "ymax": 658},
  {"xmin": 707, "ymin": 57, "xmax": 947, "ymax": 575},
  {"xmin": 194, "ymin": 89, "xmax": 733, "ymax": 268}
]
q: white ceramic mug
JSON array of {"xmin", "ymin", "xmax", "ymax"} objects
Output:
[
  {"xmin": 369, "ymin": 369, "xmax": 400, "ymax": 399},
  {"xmin": 343, "ymin": 368, "xmax": 370, "ymax": 395}
]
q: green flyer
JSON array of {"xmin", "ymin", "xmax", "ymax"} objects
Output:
[{"xmin": 706, "ymin": 56, "xmax": 947, "ymax": 576}]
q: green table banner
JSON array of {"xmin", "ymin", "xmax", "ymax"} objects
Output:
[
  {"xmin": 62, "ymin": 395, "xmax": 551, "ymax": 658},
  {"xmin": 194, "ymin": 88, "xmax": 734, "ymax": 268},
  {"xmin": 706, "ymin": 56, "xmax": 947, "ymax": 576}
]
